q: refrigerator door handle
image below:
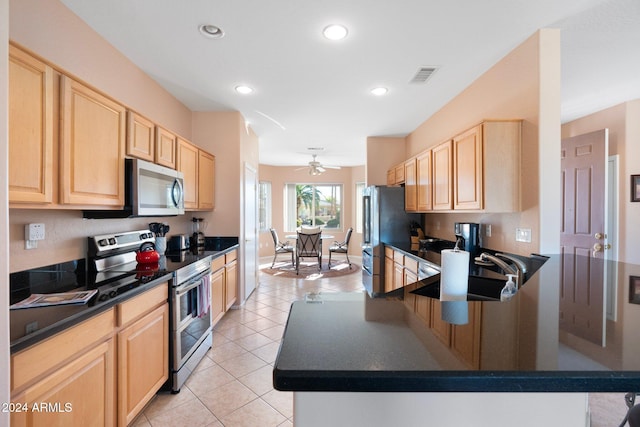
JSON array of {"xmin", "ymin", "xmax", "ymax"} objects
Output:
[{"xmin": 363, "ymin": 195, "xmax": 371, "ymax": 244}]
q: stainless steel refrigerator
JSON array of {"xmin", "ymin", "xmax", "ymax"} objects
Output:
[{"xmin": 362, "ymin": 185, "xmax": 422, "ymax": 296}]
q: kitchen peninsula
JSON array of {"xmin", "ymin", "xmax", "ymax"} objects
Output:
[{"xmin": 273, "ymin": 254, "xmax": 640, "ymax": 426}]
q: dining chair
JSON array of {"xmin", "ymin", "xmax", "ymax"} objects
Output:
[
  {"xmin": 269, "ymin": 228, "xmax": 294, "ymax": 268},
  {"xmin": 296, "ymin": 229, "xmax": 322, "ymax": 274},
  {"xmin": 328, "ymin": 227, "xmax": 353, "ymax": 268}
]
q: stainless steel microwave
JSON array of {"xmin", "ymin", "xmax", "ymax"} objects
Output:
[{"xmin": 84, "ymin": 158, "xmax": 184, "ymax": 218}]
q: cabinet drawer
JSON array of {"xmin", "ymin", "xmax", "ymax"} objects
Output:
[
  {"xmin": 211, "ymin": 255, "xmax": 225, "ymax": 271},
  {"xmin": 404, "ymin": 257, "xmax": 418, "ymax": 275},
  {"xmin": 118, "ymin": 284, "xmax": 168, "ymax": 327},
  {"xmin": 12, "ymin": 308, "xmax": 115, "ymax": 392},
  {"xmin": 225, "ymin": 250, "xmax": 237, "ymax": 263},
  {"xmin": 393, "ymin": 251, "xmax": 404, "ymax": 264}
]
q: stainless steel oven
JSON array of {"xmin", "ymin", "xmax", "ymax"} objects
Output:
[{"xmin": 170, "ymin": 257, "xmax": 212, "ymax": 393}]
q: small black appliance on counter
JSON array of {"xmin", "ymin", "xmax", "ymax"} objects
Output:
[{"xmin": 454, "ymin": 222, "xmax": 480, "ymax": 258}]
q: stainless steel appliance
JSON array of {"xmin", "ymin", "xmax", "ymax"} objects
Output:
[
  {"xmin": 168, "ymin": 234, "xmax": 190, "ymax": 251},
  {"xmin": 170, "ymin": 256, "xmax": 212, "ymax": 393},
  {"xmin": 84, "ymin": 158, "xmax": 184, "ymax": 218},
  {"xmin": 362, "ymin": 186, "xmax": 422, "ymax": 296},
  {"xmin": 454, "ymin": 222, "xmax": 480, "ymax": 258},
  {"xmin": 88, "ymin": 230, "xmax": 213, "ymax": 393}
]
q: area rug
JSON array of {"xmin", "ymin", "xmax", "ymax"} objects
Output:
[{"xmin": 261, "ymin": 260, "xmax": 360, "ymax": 279}]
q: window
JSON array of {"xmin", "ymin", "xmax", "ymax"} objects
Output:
[
  {"xmin": 355, "ymin": 182, "xmax": 365, "ymax": 233},
  {"xmin": 284, "ymin": 184, "xmax": 342, "ymax": 231},
  {"xmin": 258, "ymin": 181, "xmax": 271, "ymax": 231}
]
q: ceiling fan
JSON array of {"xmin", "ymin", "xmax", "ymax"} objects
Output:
[{"xmin": 296, "ymin": 154, "xmax": 341, "ymax": 176}]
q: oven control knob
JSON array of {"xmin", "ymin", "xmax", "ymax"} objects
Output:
[
  {"xmin": 98, "ymin": 239, "xmax": 108, "ymax": 247},
  {"xmin": 98, "ymin": 294, "xmax": 108, "ymax": 301},
  {"xmin": 108, "ymin": 238, "xmax": 116, "ymax": 245},
  {"xmin": 109, "ymin": 290, "xmax": 117, "ymax": 298}
]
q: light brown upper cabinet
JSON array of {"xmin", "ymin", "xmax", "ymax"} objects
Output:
[
  {"xmin": 432, "ymin": 140, "xmax": 453, "ymax": 210},
  {"xmin": 177, "ymin": 138, "xmax": 199, "ymax": 210},
  {"xmin": 404, "ymin": 158, "xmax": 417, "ymax": 211},
  {"xmin": 155, "ymin": 125, "xmax": 177, "ymax": 169},
  {"xmin": 60, "ymin": 76, "xmax": 126, "ymax": 207},
  {"xmin": 416, "ymin": 150, "xmax": 433, "ymax": 211},
  {"xmin": 386, "ymin": 162, "xmax": 406, "ymax": 186},
  {"xmin": 177, "ymin": 138, "xmax": 215, "ymax": 211},
  {"xmin": 453, "ymin": 124, "xmax": 483, "ymax": 210},
  {"xmin": 198, "ymin": 150, "xmax": 215, "ymax": 210},
  {"xmin": 8, "ymin": 45, "xmax": 54, "ymax": 204},
  {"xmin": 126, "ymin": 111, "xmax": 155, "ymax": 162}
]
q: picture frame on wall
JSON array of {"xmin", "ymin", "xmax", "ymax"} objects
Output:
[
  {"xmin": 632, "ymin": 175, "xmax": 640, "ymax": 202},
  {"xmin": 629, "ymin": 276, "xmax": 640, "ymax": 304}
]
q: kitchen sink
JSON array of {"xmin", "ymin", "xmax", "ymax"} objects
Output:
[{"xmin": 410, "ymin": 274, "xmax": 510, "ymax": 302}]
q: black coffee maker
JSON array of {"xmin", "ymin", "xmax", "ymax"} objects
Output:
[{"xmin": 454, "ymin": 222, "xmax": 480, "ymax": 257}]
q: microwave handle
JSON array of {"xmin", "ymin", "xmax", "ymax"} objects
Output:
[{"xmin": 172, "ymin": 178, "xmax": 184, "ymax": 208}]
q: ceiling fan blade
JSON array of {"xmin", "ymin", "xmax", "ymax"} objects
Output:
[
  {"xmin": 316, "ymin": 166, "xmax": 326, "ymax": 173},
  {"xmin": 324, "ymin": 165, "xmax": 341, "ymax": 169}
]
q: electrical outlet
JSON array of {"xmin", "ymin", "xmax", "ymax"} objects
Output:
[
  {"xmin": 25, "ymin": 321, "xmax": 38, "ymax": 335},
  {"xmin": 25, "ymin": 223, "xmax": 46, "ymax": 249},
  {"xmin": 485, "ymin": 224, "xmax": 492, "ymax": 237},
  {"xmin": 516, "ymin": 228, "xmax": 532, "ymax": 243}
]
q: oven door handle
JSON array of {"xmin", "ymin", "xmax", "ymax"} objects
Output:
[{"xmin": 175, "ymin": 275, "xmax": 208, "ymax": 297}]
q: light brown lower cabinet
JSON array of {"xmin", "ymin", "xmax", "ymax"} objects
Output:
[
  {"xmin": 225, "ymin": 259, "xmax": 238, "ymax": 310},
  {"xmin": 118, "ymin": 303, "xmax": 169, "ymax": 426},
  {"xmin": 11, "ymin": 338, "xmax": 116, "ymax": 426},
  {"xmin": 211, "ymin": 267, "xmax": 225, "ymax": 326},
  {"xmin": 10, "ymin": 285, "xmax": 169, "ymax": 427}
]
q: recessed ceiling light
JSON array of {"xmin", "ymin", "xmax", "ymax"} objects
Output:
[
  {"xmin": 371, "ymin": 87, "xmax": 388, "ymax": 96},
  {"xmin": 235, "ymin": 85, "xmax": 254, "ymax": 94},
  {"xmin": 323, "ymin": 24, "xmax": 348, "ymax": 41},
  {"xmin": 199, "ymin": 24, "xmax": 225, "ymax": 39}
]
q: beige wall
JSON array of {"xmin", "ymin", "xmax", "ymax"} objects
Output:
[
  {"xmin": 365, "ymin": 136, "xmax": 406, "ymax": 186},
  {"xmin": 561, "ymin": 99, "xmax": 640, "ymax": 264},
  {"xmin": 258, "ymin": 165, "xmax": 365, "ymax": 259},
  {"xmin": 368, "ymin": 30, "xmax": 562, "ymax": 257}
]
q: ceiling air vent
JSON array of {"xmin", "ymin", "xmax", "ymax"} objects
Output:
[{"xmin": 410, "ymin": 66, "xmax": 438, "ymax": 84}]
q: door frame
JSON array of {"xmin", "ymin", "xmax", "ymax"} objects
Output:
[{"xmin": 242, "ymin": 162, "xmax": 258, "ymax": 303}]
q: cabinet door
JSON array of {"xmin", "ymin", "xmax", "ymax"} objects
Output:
[
  {"xmin": 415, "ymin": 296, "xmax": 431, "ymax": 326},
  {"xmin": 198, "ymin": 150, "xmax": 215, "ymax": 210},
  {"xmin": 126, "ymin": 111, "xmax": 155, "ymax": 162},
  {"xmin": 453, "ymin": 125, "xmax": 483, "ymax": 210},
  {"xmin": 386, "ymin": 168, "xmax": 396, "ymax": 186},
  {"xmin": 155, "ymin": 126, "xmax": 177, "ymax": 169},
  {"xmin": 393, "ymin": 262, "xmax": 404, "ymax": 291},
  {"xmin": 177, "ymin": 138, "xmax": 199, "ymax": 209},
  {"xmin": 395, "ymin": 163, "xmax": 405, "ymax": 184},
  {"xmin": 225, "ymin": 260, "xmax": 238, "ymax": 310},
  {"xmin": 384, "ymin": 254, "xmax": 395, "ymax": 293},
  {"xmin": 211, "ymin": 268, "xmax": 225, "ymax": 326},
  {"xmin": 404, "ymin": 158, "xmax": 417, "ymax": 211},
  {"xmin": 60, "ymin": 76, "xmax": 126, "ymax": 206},
  {"xmin": 8, "ymin": 46, "xmax": 54, "ymax": 204},
  {"xmin": 11, "ymin": 339, "xmax": 116, "ymax": 427},
  {"xmin": 118, "ymin": 304, "xmax": 169, "ymax": 426},
  {"xmin": 430, "ymin": 300, "xmax": 451, "ymax": 346},
  {"xmin": 432, "ymin": 140, "xmax": 453, "ymax": 210},
  {"xmin": 450, "ymin": 301, "xmax": 482, "ymax": 369},
  {"xmin": 416, "ymin": 150, "xmax": 432, "ymax": 211}
]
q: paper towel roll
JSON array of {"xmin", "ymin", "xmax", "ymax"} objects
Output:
[
  {"xmin": 440, "ymin": 249, "xmax": 469, "ymax": 301},
  {"xmin": 441, "ymin": 301, "xmax": 469, "ymax": 325}
]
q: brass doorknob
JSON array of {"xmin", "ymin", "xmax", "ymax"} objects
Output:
[{"xmin": 594, "ymin": 232, "xmax": 605, "ymax": 240}]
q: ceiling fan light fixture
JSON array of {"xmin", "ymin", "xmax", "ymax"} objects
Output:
[
  {"xmin": 198, "ymin": 24, "xmax": 225, "ymax": 39},
  {"xmin": 323, "ymin": 24, "xmax": 348, "ymax": 41}
]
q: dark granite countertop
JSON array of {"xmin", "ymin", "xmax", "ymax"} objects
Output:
[
  {"xmin": 10, "ymin": 238, "xmax": 239, "ymax": 354},
  {"xmin": 273, "ymin": 254, "xmax": 640, "ymax": 392}
]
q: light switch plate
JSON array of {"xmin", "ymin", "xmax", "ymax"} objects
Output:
[
  {"xmin": 516, "ymin": 228, "xmax": 532, "ymax": 243},
  {"xmin": 485, "ymin": 224, "xmax": 492, "ymax": 237}
]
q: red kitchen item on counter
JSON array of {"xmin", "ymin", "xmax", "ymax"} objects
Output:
[{"xmin": 136, "ymin": 242, "xmax": 160, "ymax": 264}]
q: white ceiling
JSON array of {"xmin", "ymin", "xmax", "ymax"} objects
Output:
[{"xmin": 60, "ymin": 0, "xmax": 640, "ymax": 167}]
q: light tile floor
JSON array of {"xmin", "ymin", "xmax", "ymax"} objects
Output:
[{"xmin": 131, "ymin": 256, "xmax": 364, "ymax": 427}]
